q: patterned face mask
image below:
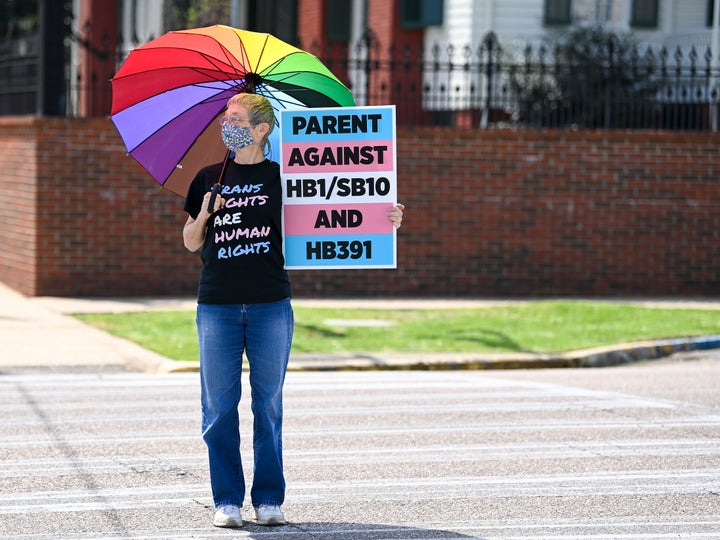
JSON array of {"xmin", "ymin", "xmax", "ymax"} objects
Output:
[{"xmin": 221, "ymin": 122, "xmax": 255, "ymax": 152}]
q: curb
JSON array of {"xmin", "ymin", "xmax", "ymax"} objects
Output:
[
  {"xmin": 571, "ymin": 335, "xmax": 720, "ymax": 368},
  {"xmin": 153, "ymin": 334, "xmax": 720, "ymax": 374}
]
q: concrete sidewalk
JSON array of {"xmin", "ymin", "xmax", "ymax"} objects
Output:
[
  {"xmin": 1, "ymin": 281, "xmax": 720, "ymax": 374},
  {"xmin": 0, "ymin": 283, "xmax": 180, "ymax": 373}
]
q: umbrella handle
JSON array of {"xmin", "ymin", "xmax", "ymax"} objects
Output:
[
  {"xmin": 207, "ymin": 150, "xmax": 231, "ymax": 213},
  {"xmin": 207, "ymin": 183, "xmax": 222, "ymax": 213}
]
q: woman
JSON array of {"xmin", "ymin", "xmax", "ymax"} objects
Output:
[{"xmin": 183, "ymin": 93, "xmax": 404, "ymax": 528}]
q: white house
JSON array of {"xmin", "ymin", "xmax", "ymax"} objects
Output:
[
  {"xmin": 388, "ymin": 0, "xmax": 720, "ymax": 120},
  {"xmin": 106, "ymin": 1, "xmax": 720, "ymax": 62},
  {"xmin": 425, "ymin": 0, "xmax": 719, "ymax": 56}
]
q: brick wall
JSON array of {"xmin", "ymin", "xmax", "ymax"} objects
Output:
[
  {"xmin": 0, "ymin": 118, "xmax": 38, "ymax": 295},
  {"xmin": 0, "ymin": 117, "xmax": 718, "ymax": 298},
  {"xmin": 0, "ymin": 117, "xmax": 201, "ymax": 297},
  {"xmin": 292, "ymin": 128, "xmax": 720, "ymax": 298}
]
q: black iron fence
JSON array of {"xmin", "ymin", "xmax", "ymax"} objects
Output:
[
  {"xmin": 0, "ymin": 35, "xmax": 39, "ymax": 116},
  {"xmin": 316, "ymin": 31, "xmax": 720, "ymax": 131},
  {"xmin": 3, "ymin": 30, "xmax": 720, "ymax": 131}
]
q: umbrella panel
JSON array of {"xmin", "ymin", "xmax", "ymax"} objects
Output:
[
  {"xmin": 113, "ymin": 83, "xmax": 229, "ymax": 152},
  {"xmin": 129, "ymin": 90, "xmax": 234, "ymax": 186},
  {"xmin": 161, "ymin": 119, "xmax": 229, "ymax": 197}
]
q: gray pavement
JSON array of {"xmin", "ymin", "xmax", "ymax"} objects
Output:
[
  {"xmin": 1, "ymin": 281, "xmax": 720, "ymax": 374},
  {"xmin": 3, "ymin": 358, "xmax": 720, "ymax": 538}
]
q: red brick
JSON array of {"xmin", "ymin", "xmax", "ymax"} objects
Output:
[{"xmin": 1, "ymin": 119, "xmax": 719, "ymax": 297}]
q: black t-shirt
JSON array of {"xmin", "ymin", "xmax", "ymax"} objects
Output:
[{"xmin": 184, "ymin": 159, "xmax": 292, "ymax": 304}]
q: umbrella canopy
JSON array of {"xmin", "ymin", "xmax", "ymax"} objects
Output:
[{"xmin": 111, "ymin": 25, "xmax": 355, "ymax": 196}]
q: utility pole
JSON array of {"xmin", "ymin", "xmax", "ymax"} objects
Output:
[
  {"xmin": 38, "ymin": 0, "xmax": 66, "ymax": 115},
  {"xmin": 712, "ymin": 0, "xmax": 720, "ymax": 131},
  {"xmin": 230, "ymin": 0, "xmax": 247, "ymax": 28}
]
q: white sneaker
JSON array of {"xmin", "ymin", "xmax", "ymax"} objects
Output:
[
  {"xmin": 254, "ymin": 504, "xmax": 285, "ymax": 525},
  {"xmin": 213, "ymin": 505, "xmax": 243, "ymax": 528}
]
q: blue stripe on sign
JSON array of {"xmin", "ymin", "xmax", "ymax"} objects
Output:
[{"xmin": 284, "ymin": 234, "xmax": 395, "ymax": 268}]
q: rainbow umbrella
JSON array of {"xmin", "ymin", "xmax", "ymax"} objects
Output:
[{"xmin": 111, "ymin": 25, "xmax": 355, "ymax": 196}]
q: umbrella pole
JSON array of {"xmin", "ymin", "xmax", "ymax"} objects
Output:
[{"xmin": 208, "ymin": 149, "xmax": 232, "ymax": 213}]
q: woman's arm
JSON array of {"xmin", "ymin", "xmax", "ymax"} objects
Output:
[
  {"xmin": 183, "ymin": 190, "xmax": 224, "ymax": 252},
  {"xmin": 183, "ymin": 215, "xmax": 207, "ymax": 253}
]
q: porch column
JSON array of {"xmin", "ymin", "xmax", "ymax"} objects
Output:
[
  {"xmin": 297, "ymin": 0, "xmax": 326, "ymax": 52},
  {"xmin": 77, "ymin": 0, "xmax": 118, "ymax": 117},
  {"xmin": 366, "ymin": 0, "xmax": 424, "ymax": 123}
]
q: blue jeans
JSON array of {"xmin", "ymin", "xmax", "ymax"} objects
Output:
[{"xmin": 196, "ymin": 298, "xmax": 294, "ymax": 508}]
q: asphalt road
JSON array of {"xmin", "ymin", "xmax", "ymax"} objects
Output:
[{"xmin": 1, "ymin": 351, "xmax": 719, "ymax": 539}]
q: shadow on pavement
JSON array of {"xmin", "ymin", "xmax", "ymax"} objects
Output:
[{"xmin": 242, "ymin": 521, "xmax": 483, "ymax": 539}]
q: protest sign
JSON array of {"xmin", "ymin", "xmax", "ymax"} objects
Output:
[{"xmin": 280, "ymin": 105, "xmax": 397, "ymax": 269}]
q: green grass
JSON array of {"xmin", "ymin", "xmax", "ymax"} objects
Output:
[{"xmin": 73, "ymin": 301, "xmax": 720, "ymax": 362}]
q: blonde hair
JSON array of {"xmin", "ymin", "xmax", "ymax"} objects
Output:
[{"xmin": 227, "ymin": 93, "xmax": 275, "ymax": 155}]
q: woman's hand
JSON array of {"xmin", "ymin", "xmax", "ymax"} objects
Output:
[
  {"xmin": 387, "ymin": 203, "xmax": 405, "ymax": 229},
  {"xmin": 204, "ymin": 188, "xmax": 225, "ymax": 214}
]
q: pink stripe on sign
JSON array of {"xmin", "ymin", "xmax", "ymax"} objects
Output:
[
  {"xmin": 284, "ymin": 203, "xmax": 395, "ymax": 236},
  {"xmin": 282, "ymin": 141, "xmax": 393, "ymax": 173}
]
